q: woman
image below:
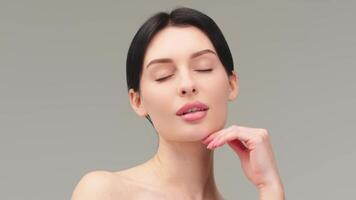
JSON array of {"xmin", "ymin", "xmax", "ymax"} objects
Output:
[{"xmin": 71, "ymin": 7, "xmax": 285, "ymax": 200}]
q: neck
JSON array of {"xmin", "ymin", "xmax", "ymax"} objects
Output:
[{"xmin": 146, "ymin": 135, "xmax": 222, "ymax": 199}]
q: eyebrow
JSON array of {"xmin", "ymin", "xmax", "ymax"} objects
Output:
[{"xmin": 145, "ymin": 49, "xmax": 217, "ymax": 69}]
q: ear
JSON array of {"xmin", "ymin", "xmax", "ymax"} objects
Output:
[
  {"xmin": 128, "ymin": 88, "xmax": 148, "ymax": 117},
  {"xmin": 228, "ymin": 70, "xmax": 239, "ymax": 101}
]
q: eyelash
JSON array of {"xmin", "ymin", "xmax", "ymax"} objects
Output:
[{"xmin": 155, "ymin": 69, "xmax": 213, "ymax": 82}]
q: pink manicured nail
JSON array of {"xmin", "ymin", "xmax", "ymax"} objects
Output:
[
  {"xmin": 207, "ymin": 141, "xmax": 214, "ymax": 149},
  {"xmin": 210, "ymin": 141, "xmax": 217, "ymax": 148}
]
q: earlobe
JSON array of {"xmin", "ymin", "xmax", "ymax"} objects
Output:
[
  {"xmin": 128, "ymin": 89, "xmax": 148, "ymax": 117},
  {"xmin": 228, "ymin": 71, "xmax": 239, "ymax": 101}
]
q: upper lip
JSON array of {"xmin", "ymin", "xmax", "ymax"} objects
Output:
[{"xmin": 176, "ymin": 101, "xmax": 209, "ymax": 116}]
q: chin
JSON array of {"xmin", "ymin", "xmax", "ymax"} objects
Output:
[
  {"xmin": 154, "ymin": 115, "xmax": 226, "ymax": 141},
  {"xmin": 183, "ymin": 123, "xmax": 223, "ymax": 141}
]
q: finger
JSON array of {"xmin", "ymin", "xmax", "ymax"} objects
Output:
[
  {"xmin": 210, "ymin": 127, "xmax": 244, "ymax": 148},
  {"xmin": 203, "ymin": 125, "xmax": 262, "ymax": 147},
  {"xmin": 201, "ymin": 128, "xmax": 225, "ymax": 144},
  {"xmin": 201, "ymin": 136, "xmax": 212, "ymax": 145},
  {"xmin": 206, "ymin": 128, "xmax": 231, "ymax": 148},
  {"xmin": 226, "ymin": 125, "xmax": 260, "ymax": 143},
  {"xmin": 228, "ymin": 139, "xmax": 248, "ymax": 160},
  {"xmin": 210, "ymin": 125, "xmax": 259, "ymax": 149},
  {"xmin": 209, "ymin": 130, "xmax": 231, "ymax": 147}
]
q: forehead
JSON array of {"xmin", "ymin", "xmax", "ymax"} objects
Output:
[{"xmin": 143, "ymin": 26, "xmax": 216, "ymax": 67}]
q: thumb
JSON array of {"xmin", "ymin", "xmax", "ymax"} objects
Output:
[{"xmin": 228, "ymin": 139, "xmax": 248, "ymax": 161}]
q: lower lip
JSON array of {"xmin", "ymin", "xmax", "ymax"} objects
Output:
[{"xmin": 179, "ymin": 110, "xmax": 208, "ymax": 122}]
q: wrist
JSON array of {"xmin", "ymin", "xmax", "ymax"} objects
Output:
[
  {"xmin": 258, "ymin": 182, "xmax": 285, "ymax": 200},
  {"xmin": 257, "ymin": 173, "xmax": 284, "ymax": 190}
]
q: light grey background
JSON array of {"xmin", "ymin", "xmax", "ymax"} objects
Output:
[{"xmin": 1, "ymin": 0, "xmax": 355, "ymax": 199}]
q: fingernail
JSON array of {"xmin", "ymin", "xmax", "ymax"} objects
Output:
[
  {"xmin": 207, "ymin": 142, "xmax": 214, "ymax": 149},
  {"xmin": 210, "ymin": 141, "xmax": 217, "ymax": 148},
  {"xmin": 212, "ymin": 143, "xmax": 218, "ymax": 149}
]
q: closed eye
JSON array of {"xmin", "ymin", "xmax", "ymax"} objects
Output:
[
  {"xmin": 155, "ymin": 74, "xmax": 173, "ymax": 82},
  {"xmin": 196, "ymin": 69, "xmax": 213, "ymax": 72},
  {"xmin": 155, "ymin": 69, "xmax": 213, "ymax": 82}
]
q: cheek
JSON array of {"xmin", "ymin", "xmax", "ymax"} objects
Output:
[
  {"xmin": 141, "ymin": 85, "xmax": 179, "ymax": 140},
  {"xmin": 204, "ymin": 70, "xmax": 231, "ymax": 102},
  {"xmin": 140, "ymin": 81, "xmax": 174, "ymax": 124},
  {"xmin": 138, "ymin": 71, "xmax": 231, "ymax": 141},
  {"xmin": 204, "ymin": 71, "xmax": 231, "ymax": 126}
]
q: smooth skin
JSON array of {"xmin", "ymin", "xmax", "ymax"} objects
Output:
[
  {"xmin": 202, "ymin": 125, "xmax": 285, "ymax": 199},
  {"xmin": 71, "ymin": 25, "xmax": 284, "ymax": 200}
]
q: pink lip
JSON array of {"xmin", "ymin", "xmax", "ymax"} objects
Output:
[
  {"xmin": 176, "ymin": 101, "xmax": 209, "ymax": 116},
  {"xmin": 179, "ymin": 109, "xmax": 208, "ymax": 122}
]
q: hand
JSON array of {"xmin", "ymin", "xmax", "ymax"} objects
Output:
[{"xmin": 201, "ymin": 125, "xmax": 284, "ymax": 191}]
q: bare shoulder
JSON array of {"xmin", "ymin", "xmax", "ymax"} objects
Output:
[{"xmin": 71, "ymin": 170, "xmax": 131, "ymax": 200}]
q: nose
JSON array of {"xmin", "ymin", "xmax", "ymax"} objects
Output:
[
  {"xmin": 178, "ymin": 73, "xmax": 198, "ymax": 97},
  {"xmin": 180, "ymin": 87, "xmax": 197, "ymax": 96}
]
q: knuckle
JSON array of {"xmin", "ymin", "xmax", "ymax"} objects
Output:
[
  {"xmin": 258, "ymin": 128, "xmax": 268, "ymax": 137},
  {"xmin": 254, "ymin": 129, "xmax": 268, "ymax": 143}
]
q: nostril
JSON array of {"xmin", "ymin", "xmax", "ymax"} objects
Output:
[{"xmin": 180, "ymin": 88, "xmax": 196, "ymax": 95}]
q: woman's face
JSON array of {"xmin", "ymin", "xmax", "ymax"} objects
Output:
[{"xmin": 129, "ymin": 25, "xmax": 239, "ymax": 142}]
